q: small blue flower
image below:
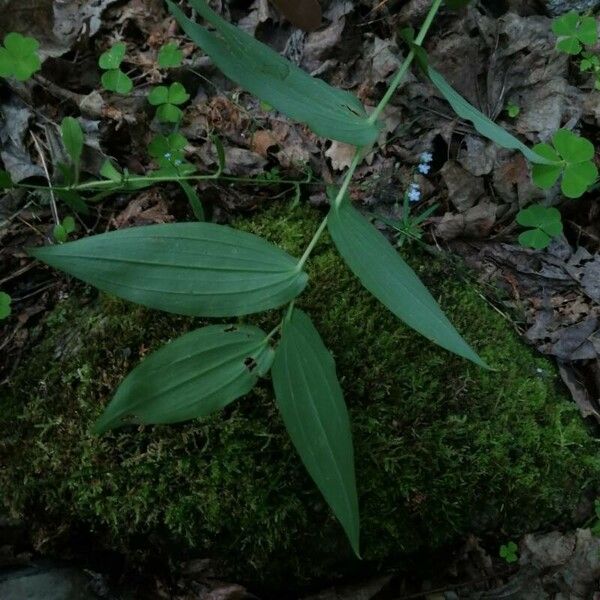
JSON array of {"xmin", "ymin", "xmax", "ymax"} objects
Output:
[
  {"xmin": 164, "ymin": 152, "xmax": 172, "ymax": 160},
  {"xmin": 418, "ymin": 163, "xmax": 431, "ymax": 175},
  {"xmin": 408, "ymin": 186, "xmax": 421, "ymax": 203},
  {"xmin": 174, "ymin": 159, "xmax": 182, "ymax": 166},
  {"xmin": 420, "ymin": 152, "xmax": 433, "ymax": 164}
]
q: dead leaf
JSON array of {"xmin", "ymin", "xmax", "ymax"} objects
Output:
[
  {"xmin": 251, "ymin": 130, "xmax": 278, "ymax": 157},
  {"xmin": 440, "ymin": 160, "xmax": 484, "ymax": 212},
  {"xmin": 326, "ymin": 141, "xmax": 356, "ymax": 171},
  {"xmin": 0, "ymin": 0, "xmax": 118, "ymax": 58},
  {"xmin": 111, "ymin": 191, "xmax": 174, "ymax": 228}
]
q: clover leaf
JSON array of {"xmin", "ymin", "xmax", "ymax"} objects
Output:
[
  {"xmin": 99, "ymin": 42, "xmax": 133, "ymax": 94},
  {"xmin": 517, "ymin": 204, "xmax": 563, "ymax": 249},
  {"xmin": 532, "ymin": 129, "xmax": 597, "ymax": 198},
  {"xmin": 148, "ymin": 133, "xmax": 195, "ymax": 177},
  {"xmin": 0, "ymin": 32, "xmax": 41, "ymax": 81},
  {"xmin": 499, "ymin": 541, "xmax": 518, "ymax": 564},
  {"xmin": 552, "ymin": 11, "xmax": 598, "ymax": 55},
  {"xmin": 158, "ymin": 42, "xmax": 183, "ymax": 68},
  {"xmin": 148, "ymin": 82, "xmax": 190, "ymax": 123},
  {"xmin": 0, "ymin": 291, "xmax": 11, "ymax": 320}
]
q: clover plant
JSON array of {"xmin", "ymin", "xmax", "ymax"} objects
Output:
[
  {"xmin": 499, "ymin": 541, "xmax": 519, "ymax": 564},
  {"xmin": 148, "ymin": 82, "xmax": 190, "ymax": 122},
  {"xmin": 0, "ymin": 32, "xmax": 41, "ymax": 81},
  {"xmin": 99, "ymin": 42, "xmax": 133, "ymax": 94},
  {"xmin": 532, "ymin": 129, "xmax": 597, "ymax": 199},
  {"xmin": 158, "ymin": 42, "xmax": 183, "ymax": 68},
  {"xmin": 552, "ymin": 11, "xmax": 597, "ymax": 55},
  {"xmin": 0, "ymin": 0, "xmax": 594, "ymax": 553},
  {"xmin": 516, "ymin": 205, "xmax": 563, "ymax": 249}
]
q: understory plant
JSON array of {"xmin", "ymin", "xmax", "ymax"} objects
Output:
[{"xmin": 1, "ymin": 0, "xmax": 595, "ymax": 553}]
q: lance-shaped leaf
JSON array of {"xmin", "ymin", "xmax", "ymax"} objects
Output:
[
  {"xmin": 94, "ymin": 324, "xmax": 274, "ymax": 433},
  {"xmin": 60, "ymin": 117, "xmax": 84, "ymax": 168},
  {"xmin": 424, "ymin": 64, "xmax": 556, "ymax": 166},
  {"xmin": 327, "ymin": 201, "xmax": 486, "ymax": 367},
  {"xmin": 272, "ymin": 308, "xmax": 360, "ymax": 555},
  {"xmin": 166, "ymin": 0, "xmax": 379, "ymax": 147},
  {"xmin": 30, "ymin": 223, "xmax": 308, "ymax": 316}
]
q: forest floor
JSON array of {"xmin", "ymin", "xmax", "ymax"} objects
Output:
[{"xmin": 3, "ymin": 0, "xmax": 600, "ymax": 598}]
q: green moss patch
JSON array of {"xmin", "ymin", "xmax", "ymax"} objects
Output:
[{"xmin": 1, "ymin": 203, "xmax": 599, "ymax": 587}]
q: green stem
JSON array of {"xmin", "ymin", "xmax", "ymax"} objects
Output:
[
  {"xmin": 367, "ymin": 0, "xmax": 443, "ymax": 126},
  {"xmin": 294, "ymin": 0, "xmax": 443, "ymax": 271}
]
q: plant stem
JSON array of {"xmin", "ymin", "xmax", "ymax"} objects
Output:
[
  {"xmin": 295, "ymin": 0, "xmax": 443, "ymax": 270},
  {"xmin": 367, "ymin": 0, "xmax": 443, "ymax": 126}
]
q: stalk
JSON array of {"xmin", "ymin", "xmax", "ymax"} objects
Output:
[{"xmin": 296, "ymin": 0, "xmax": 444, "ymax": 268}]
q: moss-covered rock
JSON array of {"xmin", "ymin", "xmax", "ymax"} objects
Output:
[{"xmin": 1, "ymin": 203, "xmax": 599, "ymax": 588}]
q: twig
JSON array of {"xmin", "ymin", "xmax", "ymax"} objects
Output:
[{"xmin": 30, "ymin": 131, "xmax": 59, "ymax": 226}]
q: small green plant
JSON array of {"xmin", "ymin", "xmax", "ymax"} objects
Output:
[
  {"xmin": 499, "ymin": 541, "xmax": 519, "ymax": 564},
  {"xmin": 52, "ymin": 216, "xmax": 76, "ymax": 243},
  {"xmin": 506, "ymin": 101, "xmax": 520, "ymax": 118},
  {"xmin": 158, "ymin": 42, "xmax": 183, "ymax": 68},
  {"xmin": 532, "ymin": 129, "xmax": 597, "ymax": 198},
  {"xmin": 148, "ymin": 82, "xmax": 190, "ymax": 122},
  {"xmin": 12, "ymin": 0, "xmax": 596, "ymax": 554},
  {"xmin": 516, "ymin": 204, "xmax": 563, "ymax": 249},
  {"xmin": 552, "ymin": 11, "xmax": 597, "ymax": 55},
  {"xmin": 99, "ymin": 42, "xmax": 133, "ymax": 94},
  {"xmin": 0, "ymin": 291, "xmax": 11, "ymax": 320},
  {"xmin": 373, "ymin": 152, "xmax": 438, "ymax": 246},
  {"xmin": 580, "ymin": 51, "xmax": 600, "ymax": 90},
  {"xmin": 0, "ymin": 32, "xmax": 41, "ymax": 81}
]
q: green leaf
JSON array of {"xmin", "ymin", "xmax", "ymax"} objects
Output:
[
  {"xmin": 148, "ymin": 133, "xmax": 187, "ymax": 158},
  {"xmin": 327, "ymin": 200, "xmax": 486, "ymax": 367},
  {"xmin": 101, "ymin": 68, "xmax": 133, "ymax": 94},
  {"xmin": 531, "ymin": 144, "xmax": 562, "ymax": 189},
  {"xmin": 553, "ymin": 129, "xmax": 594, "ymax": 162},
  {"xmin": 532, "ymin": 129, "xmax": 598, "ymax": 198},
  {"xmin": 29, "ymin": 223, "xmax": 308, "ymax": 316},
  {"xmin": 148, "ymin": 83, "xmax": 189, "ymax": 106},
  {"xmin": 100, "ymin": 159, "xmax": 122, "ymax": 182},
  {"xmin": 62, "ymin": 215, "xmax": 76, "ymax": 234},
  {"xmin": 506, "ymin": 102, "xmax": 520, "ymax": 118},
  {"xmin": 148, "ymin": 85, "xmax": 169, "ymax": 105},
  {"xmin": 156, "ymin": 103, "xmax": 183, "ymax": 123},
  {"xmin": 271, "ymin": 308, "xmax": 359, "ymax": 555},
  {"xmin": 516, "ymin": 204, "xmax": 561, "ymax": 229},
  {"xmin": 53, "ymin": 223, "xmax": 68, "ymax": 243},
  {"xmin": 167, "ymin": 82, "xmax": 190, "ymax": 104},
  {"xmin": 179, "ymin": 180, "xmax": 204, "ymax": 221},
  {"xmin": 0, "ymin": 291, "xmax": 11, "ymax": 320},
  {"xmin": 0, "ymin": 169, "xmax": 14, "ymax": 189},
  {"xmin": 425, "ymin": 64, "xmax": 555, "ymax": 165},
  {"xmin": 56, "ymin": 189, "xmax": 89, "ymax": 215},
  {"xmin": 158, "ymin": 42, "xmax": 183, "ymax": 68},
  {"xmin": 99, "ymin": 42, "xmax": 126, "ymax": 70},
  {"xmin": 516, "ymin": 204, "xmax": 563, "ymax": 249},
  {"xmin": 552, "ymin": 12, "xmax": 597, "ymax": 55},
  {"xmin": 166, "ymin": 0, "xmax": 379, "ymax": 147},
  {"xmin": 0, "ymin": 32, "xmax": 41, "ymax": 81},
  {"xmin": 93, "ymin": 324, "xmax": 274, "ymax": 433},
  {"xmin": 562, "ymin": 161, "xmax": 598, "ymax": 198},
  {"xmin": 518, "ymin": 229, "xmax": 551, "ymax": 249},
  {"xmin": 60, "ymin": 117, "xmax": 84, "ymax": 168}
]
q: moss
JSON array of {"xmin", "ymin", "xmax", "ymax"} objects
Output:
[{"xmin": 1, "ymin": 202, "xmax": 599, "ymax": 588}]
